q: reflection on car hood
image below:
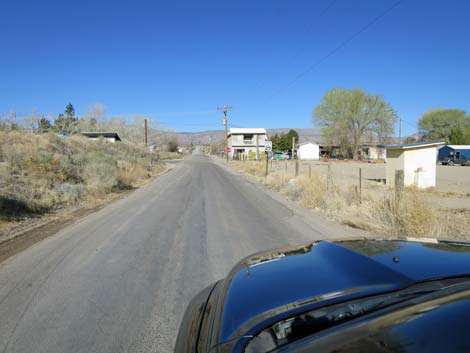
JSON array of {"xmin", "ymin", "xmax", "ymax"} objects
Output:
[{"xmin": 218, "ymin": 239, "xmax": 470, "ymax": 342}]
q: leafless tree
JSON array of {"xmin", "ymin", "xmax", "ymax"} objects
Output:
[
  {"xmin": 22, "ymin": 109, "xmax": 40, "ymax": 133},
  {"xmin": 79, "ymin": 102, "xmax": 107, "ymax": 132}
]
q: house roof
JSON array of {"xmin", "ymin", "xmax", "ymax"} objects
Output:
[
  {"xmin": 296, "ymin": 142, "xmax": 320, "ymax": 147},
  {"xmin": 228, "ymin": 128, "xmax": 266, "ymax": 136},
  {"xmin": 360, "ymin": 143, "xmax": 385, "ymax": 148},
  {"xmin": 81, "ymin": 132, "xmax": 122, "ymax": 141},
  {"xmin": 384, "ymin": 141, "xmax": 445, "ymax": 150},
  {"xmin": 446, "ymin": 145, "xmax": 470, "ymax": 150}
]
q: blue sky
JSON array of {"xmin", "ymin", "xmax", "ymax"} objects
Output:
[{"xmin": 1, "ymin": 0, "xmax": 469, "ymax": 134}]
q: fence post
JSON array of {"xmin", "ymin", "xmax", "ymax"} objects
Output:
[
  {"xmin": 395, "ymin": 170, "xmax": 404, "ymax": 202},
  {"xmin": 295, "ymin": 160, "xmax": 299, "ymax": 177},
  {"xmin": 359, "ymin": 167, "xmax": 362, "ymax": 203},
  {"xmin": 327, "ymin": 163, "xmax": 331, "ymax": 194},
  {"xmin": 265, "ymin": 153, "xmax": 269, "ymax": 177}
]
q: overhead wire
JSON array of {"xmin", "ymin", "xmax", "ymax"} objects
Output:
[
  {"xmin": 267, "ymin": 0, "xmax": 404, "ymax": 99},
  {"xmin": 249, "ymin": 0, "xmax": 338, "ymax": 93}
]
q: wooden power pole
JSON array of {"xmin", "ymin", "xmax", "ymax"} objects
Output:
[{"xmin": 218, "ymin": 105, "xmax": 232, "ymax": 162}]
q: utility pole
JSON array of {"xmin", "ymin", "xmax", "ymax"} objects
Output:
[
  {"xmin": 144, "ymin": 118, "xmax": 148, "ymax": 147},
  {"xmin": 399, "ymin": 114, "xmax": 402, "ymax": 144},
  {"xmin": 218, "ymin": 105, "xmax": 233, "ymax": 162}
]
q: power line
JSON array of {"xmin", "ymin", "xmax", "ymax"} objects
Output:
[
  {"xmin": 250, "ymin": 0, "xmax": 338, "ymax": 93},
  {"xmin": 401, "ymin": 119, "xmax": 416, "ymax": 128},
  {"xmin": 149, "ymin": 110, "xmax": 217, "ymax": 117},
  {"xmin": 284, "ymin": 0, "xmax": 338, "ymax": 65},
  {"xmin": 269, "ymin": 0, "xmax": 404, "ymax": 98}
]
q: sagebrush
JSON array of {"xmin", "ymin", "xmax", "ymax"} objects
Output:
[{"xmin": 0, "ymin": 131, "xmax": 164, "ymax": 219}]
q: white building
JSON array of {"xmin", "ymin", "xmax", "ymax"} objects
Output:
[
  {"xmin": 297, "ymin": 142, "xmax": 320, "ymax": 160},
  {"xmin": 227, "ymin": 128, "xmax": 267, "ymax": 159},
  {"xmin": 385, "ymin": 141, "xmax": 445, "ymax": 189}
]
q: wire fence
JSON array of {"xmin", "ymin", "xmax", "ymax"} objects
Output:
[{"xmin": 230, "ymin": 158, "xmax": 391, "ymax": 203}]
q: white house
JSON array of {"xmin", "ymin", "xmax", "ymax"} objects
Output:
[
  {"xmin": 297, "ymin": 142, "xmax": 320, "ymax": 160},
  {"xmin": 227, "ymin": 128, "xmax": 267, "ymax": 159},
  {"xmin": 385, "ymin": 141, "xmax": 445, "ymax": 189}
]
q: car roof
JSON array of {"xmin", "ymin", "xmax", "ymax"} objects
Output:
[{"xmin": 218, "ymin": 239, "xmax": 470, "ymax": 342}]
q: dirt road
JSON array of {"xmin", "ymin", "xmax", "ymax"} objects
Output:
[{"xmin": 0, "ymin": 155, "xmax": 353, "ymax": 353}]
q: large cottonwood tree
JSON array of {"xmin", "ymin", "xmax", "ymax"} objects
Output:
[
  {"xmin": 313, "ymin": 88, "xmax": 396, "ymax": 159},
  {"xmin": 418, "ymin": 109, "xmax": 469, "ymax": 144}
]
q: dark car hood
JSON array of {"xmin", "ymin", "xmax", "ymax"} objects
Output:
[{"xmin": 217, "ymin": 239, "xmax": 470, "ymax": 343}]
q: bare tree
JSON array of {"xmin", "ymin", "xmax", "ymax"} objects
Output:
[
  {"xmin": 79, "ymin": 103, "xmax": 107, "ymax": 132},
  {"xmin": 22, "ymin": 109, "xmax": 40, "ymax": 133},
  {"xmin": 92, "ymin": 103, "xmax": 106, "ymax": 131},
  {"xmin": 4, "ymin": 110, "xmax": 19, "ymax": 130}
]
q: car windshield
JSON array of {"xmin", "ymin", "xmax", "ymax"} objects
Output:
[{"xmin": 244, "ymin": 278, "xmax": 470, "ymax": 353}]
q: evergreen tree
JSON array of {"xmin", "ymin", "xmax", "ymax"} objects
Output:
[
  {"xmin": 54, "ymin": 103, "xmax": 78, "ymax": 133},
  {"xmin": 38, "ymin": 117, "xmax": 52, "ymax": 133}
]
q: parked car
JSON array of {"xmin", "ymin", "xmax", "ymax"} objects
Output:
[
  {"xmin": 438, "ymin": 155, "xmax": 470, "ymax": 166},
  {"xmin": 438, "ymin": 146, "xmax": 470, "ymax": 165},
  {"xmin": 273, "ymin": 151, "xmax": 284, "ymax": 160},
  {"xmin": 175, "ymin": 239, "xmax": 470, "ymax": 353}
]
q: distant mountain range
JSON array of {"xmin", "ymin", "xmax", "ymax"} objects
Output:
[{"xmin": 174, "ymin": 128, "xmax": 323, "ymax": 145}]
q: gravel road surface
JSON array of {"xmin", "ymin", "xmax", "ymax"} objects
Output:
[{"xmin": 0, "ymin": 155, "xmax": 350, "ymax": 353}]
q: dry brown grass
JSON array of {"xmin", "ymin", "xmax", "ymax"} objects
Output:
[
  {"xmin": 157, "ymin": 151, "xmax": 183, "ymax": 160},
  {"xmin": 0, "ymin": 131, "xmax": 163, "ymax": 220},
  {"xmin": 229, "ymin": 159, "xmax": 468, "ymax": 240},
  {"xmin": 339, "ymin": 188, "xmax": 438, "ymax": 237},
  {"xmin": 231, "ymin": 161, "xmax": 265, "ymax": 178},
  {"xmin": 296, "ymin": 174, "xmax": 327, "ymax": 208},
  {"xmin": 265, "ymin": 172, "xmax": 291, "ymax": 192}
]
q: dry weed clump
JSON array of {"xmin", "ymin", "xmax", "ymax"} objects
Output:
[
  {"xmin": 265, "ymin": 172, "xmax": 291, "ymax": 192},
  {"xmin": 157, "ymin": 151, "xmax": 183, "ymax": 160},
  {"xmin": 296, "ymin": 174, "xmax": 326, "ymax": 208},
  {"xmin": 231, "ymin": 161, "xmax": 265, "ymax": 178},
  {"xmin": 117, "ymin": 160, "xmax": 149, "ymax": 188},
  {"xmin": 343, "ymin": 188, "xmax": 438, "ymax": 237},
  {"xmin": 434, "ymin": 209, "xmax": 470, "ymax": 241}
]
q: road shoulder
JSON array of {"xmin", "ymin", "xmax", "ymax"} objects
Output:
[
  {"xmin": 0, "ymin": 162, "xmax": 176, "ymax": 264},
  {"xmin": 210, "ymin": 156, "xmax": 376, "ymax": 240}
]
